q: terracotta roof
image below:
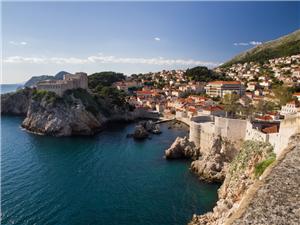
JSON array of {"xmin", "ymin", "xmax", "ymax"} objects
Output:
[
  {"xmin": 190, "ymin": 95, "xmax": 208, "ymax": 101},
  {"xmin": 203, "ymin": 105, "xmax": 224, "ymax": 112},
  {"xmin": 262, "ymin": 125, "xmax": 278, "ymax": 134},
  {"xmin": 188, "ymin": 107, "xmax": 197, "ymax": 113},
  {"xmin": 207, "ymin": 81, "xmax": 241, "ymax": 85},
  {"xmin": 256, "ymin": 115, "xmax": 273, "ymax": 121},
  {"xmin": 186, "ymin": 98, "xmax": 194, "ymax": 103},
  {"xmin": 292, "ymin": 92, "xmax": 300, "ymax": 96},
  {"xmin": 287, "ymin": 100, "xmax": 297, "ymax": 104},
  {"xmin": 136, "ymin": 90, "xmax": 153, "ymax": 95}
]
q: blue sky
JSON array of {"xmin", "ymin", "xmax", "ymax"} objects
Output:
[{"xmin": 2, "ymin": 1, "xmax": 300, "ymax": 83}]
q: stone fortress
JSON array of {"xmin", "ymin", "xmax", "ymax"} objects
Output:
[
  {"xmin": 179, "ymin": 112, "xmax": 300, "ymax": 157},
  {"xmin": 36, "ymin": 72, "xmax": 88, "ymax": 96}
]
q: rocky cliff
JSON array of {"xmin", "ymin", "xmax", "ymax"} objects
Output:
[
  {"xmin": 1, "ymin": 88, "xmax": 32, "ymax": 115},
  {"xmin": 227, "ymin": 134, "xmax": 300, "ymax": 225},
  {"xmin": 2, "ymin": 88, "xmax": 134, "ymax": 136},
  {"xmin": 190, "ymin": 136, "xmax": 239, "ymax": 183},
  {"xmin": 165, "ymin": 136, "xmax": 200, "ymax": 160},
  {"xmin": 188, "ymin": 136, "xmax": 298, "ymax": 225}
]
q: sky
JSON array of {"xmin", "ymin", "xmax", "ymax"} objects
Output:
[{"xmin": 2, "ymin": 1, "xmax": 300, "ymax": 84}]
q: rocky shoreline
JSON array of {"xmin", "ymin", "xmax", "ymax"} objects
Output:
[
  {"xmin": 1, "ymin": 88, "xmax": 136, "ymax": 136},
  {"xmin": 164, "ymin": 128, "xmax": 300, "ymax": 225},
  {"xmin": 3, "ymin": 89, "xmax": 299, "ymax": 225},
  {"xmin": 165, "ymin": 136, "xmax": 200, "ymax": 160},
  {"xmin": 165, "ymin": 135, "xmax": 239, "ymax": 182}
]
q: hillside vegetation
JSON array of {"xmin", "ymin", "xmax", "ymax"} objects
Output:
[
  {"xmin": 221, "ymin": 29, "xmax": 300, "ymax": 67},
  {"xmin": 185, "ymin": 66, "xmax": 232, "ymax": 82},
  {"xmin": 88, "ymin": 71, "xmax": 125, "ymax": 89}
]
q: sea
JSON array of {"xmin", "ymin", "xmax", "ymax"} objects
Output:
[
  {"xmin": 1, "ymin": 85, "xmax": 219, "ymax": 225},
  {"xmin": 0, "ymin": 84, "xmax": 23, "ymax": 94}
]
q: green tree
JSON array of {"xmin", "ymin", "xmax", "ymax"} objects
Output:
[
  {"xmin": 272, "ymin": 85, "xmax": 293, "ymax": 106},
  {"xmin": 238, "ymin": 97, "xmax": 254, "ymax": 118},
  {"xmin": 185, "ymin": 66, "xmax": 232, "ymax": 82},
  {"xmin": 255, "ymin": 100, "xmax": 276, "ymax": 114},
  {"xmin": 88, "ymin": 71, "xmax": 125, "ymax": 89},
  {"xmin": 222, "ymin": 93, "xmax": 240, "ymax": 117}
]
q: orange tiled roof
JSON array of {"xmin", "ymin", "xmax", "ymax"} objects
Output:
[
  {"xmin": 203, "ymin": 105, "xmax": 224, "ymax": 112},
  {"xmin": 208, "ymin": 81, "xmax": 241, "ymax": 85},
  {"xmin": 262, "ymin": 125, "xmax": 278, "ymax": 134},
  {"xmin": 188, "ymin": 107, "xmax": 197, "ymax": 113},
  {"xmin": 256, "ymin": 115, "xmax": 273, "ymax": 121},
  {"xmin": 136, "ymin": 90, "xmax": 153, "ymax": 95}
]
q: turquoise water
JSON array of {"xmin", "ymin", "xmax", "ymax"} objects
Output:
[{"xmin": 1, "ymin": 116, "xmax": 219, "ymax": 225}]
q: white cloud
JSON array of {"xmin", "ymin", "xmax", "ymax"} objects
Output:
[
  {"xmin": 249, "ymin": 41, "xmax": 262, "ymax": 45},
  {"xmin": 3, "ymin": 53, "xmax": 219, "ymax": 67},
  {"xmin": 4, "ymin": 56, "xmax": 45, "ymax": 63},
  {"xmin": 234, "ymin": 41, "xmax": 262, "ymax": 46},
  {"xmin": 9, "ymin": 41, "xmax": 28, "ymax": 46},
  {"xmin": 234, "ymin": 42, "xmax": 249, "ymax": 46},
  {"xmin": 154, "ymin": 37, "xmax": 160, "ymax": 41}
]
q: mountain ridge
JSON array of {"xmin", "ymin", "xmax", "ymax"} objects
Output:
[
  {"xmin": 221, "ymin": 29, "xmax": 300, "ymax": 67},
  {"xmin": 24, "ymin": 71, "xmax": 69, "ymax": 87}
]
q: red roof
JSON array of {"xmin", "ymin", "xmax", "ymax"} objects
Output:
[
  {"xmin": 256, "ymin": 115, "xmax": 273, "ymax": 121},
  {"xmin": 288, "ymin": 100, "xmax": 296, "ymax": 105},
  {"xmin": 208, "ymin": 81, "xmax": 241, "ymax": 85},
  {"xmin": 262, "ymin": 125, "xmax": 278, "ymax": 134},
  {"xmin": 136, "ymin": 90, "xmax": 153, "ymax": 95},
  {"xmin": 188, "ymin": 107, "xmax": 197, "ymax": 113},
  {"xmin": 190, "ymin": 95, "xmax": 208, "ymax": 101},
  {"xmin": 186, "ymin": 98, "xmax": 194, "ymax": 103},
  {"xmin": 203, "ymin": 105, "xmax": 224, "ymax": 112}
]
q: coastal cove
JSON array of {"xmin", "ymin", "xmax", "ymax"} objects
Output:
[{"xmin": 1, "ymin": 116, "xmax": 219, "ymax": 225}]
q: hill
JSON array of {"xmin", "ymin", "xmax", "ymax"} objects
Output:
[
  {"xmin": 24, "ymin": 71, "xmax": 69, "ymax": 87},
  {"xmin": 221, "ymin": 29, "xmax": 300, "ymax": 67},
  {"xmin": 185, "ymin": 66, "xmax": 232, "ymax": 82}
]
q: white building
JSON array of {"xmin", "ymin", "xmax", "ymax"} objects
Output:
[
  {"xmin": 280, "ymin": 101, "xmax": 300, "ymax": 116},
  {"xmin": 204, "ymin": 81, "xmax": 245, "ymax": 98}
]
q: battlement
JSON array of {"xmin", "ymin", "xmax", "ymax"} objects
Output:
[{"xmin": 189, "ymin": 114, "xmax": 299, "ymax": 156}]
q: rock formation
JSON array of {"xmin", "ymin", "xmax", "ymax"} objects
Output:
[
  {"xmin": 2, "ymin": 88, "xmax": 135, "ymax": 136},
  {"xmin": 1, "ymin": 88, "xmax": 32, "ymax": 116},
  {"xmin": 228, "ymin": 134, "xmax": 300, "ymax": 225},
  {"xmin": 22, "ymin": 93, "xmax": 104, "ymax": 136},
  {"xmin": 189, "ymin": 140, "xmax": 277, "ymax": 225},
  {"xmin": 165, "ymin": 136, "xmax": 200, "ymax": 159},
  {"xmin": 133, "ymin": 125, "xmax": 149, "ymax": 139},
  {"xmin": 190, "ymin": 136, "xmax": 239, "ymax": 182},
  {"xmin": 132, "ymin": 121, "xmax": 161, "ymax": 140}
]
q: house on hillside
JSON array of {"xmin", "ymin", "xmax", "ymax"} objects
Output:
[{"xmin": 204, "ymin": 81, "xmax": 245, "ymax": 98}]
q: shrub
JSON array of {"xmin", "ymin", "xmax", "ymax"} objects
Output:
[
  {"xmin": 254, "ymin": 153, "xmax": 276, "ymax": 178},
  {"xmin": 229, "ymin": 140, "xmax": 274, "ymax": 177},
  {"xmin": 88, "ymin": 71, "xmax": 125, "ymax": 89},
  {"xmin": 32, "ymin": 89, "xmax": 58, "ymax": 104}
]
